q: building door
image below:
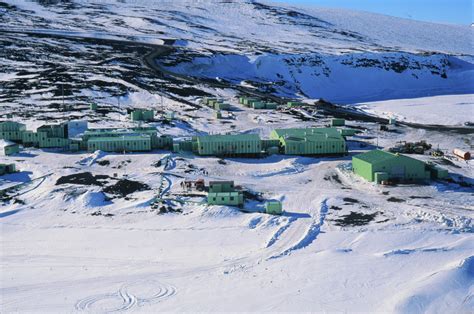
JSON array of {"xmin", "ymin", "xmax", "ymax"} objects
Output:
[{"xmin": 391, "ymin": 165, "xmax": 405, "ymax": 179}]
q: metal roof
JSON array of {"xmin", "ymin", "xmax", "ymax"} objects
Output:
[
  {"xmin": 0, "ymin": 139, "xmax": 17, "ymax": 148},
  {"xmin": 273, "ymin": 128, "xmax": 344, "ymax": 141},
  {"xmin": 353, "ymin": 150, "xmax": 397, "ymax": 164},
  {"xmin": 197, "ymin": 133, "xmax": 261, "ymax": 143},
  {"xmin": 88, "ymin": 134, "xmax": 151, "ymax": 142}
]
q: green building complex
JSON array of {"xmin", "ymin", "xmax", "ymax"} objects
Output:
[
  {"xmin": 352, "ymin": 150, "xmax": 435, "ymax": 184},
  {"xmin": 270, "ymin": 127, "xmax": 347, "ymax": 156},
  {"xmin": 207, "ymin": 181, "xmax": 244, "ymax": 207}
]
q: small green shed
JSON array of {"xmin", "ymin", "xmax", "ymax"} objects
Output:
[
  {"xmin": 0, "ymin": 163, "xmax": 16, "ymax": 175},
  {"xmin": 265, "ymin": 201, "xmax": 283, "ymax": 215},
  {"xmin": 0, "ymin": 140, "xmax": 19, "ymax": 156},
  {"xmin": 331, "ymin": 118, "xmax": 345, "ymax": 126}
]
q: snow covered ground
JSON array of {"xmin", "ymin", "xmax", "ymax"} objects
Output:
[
  {"xmin": 1, "ymin": 0, "xmax": 473, "ymax": 312},
  {"xmin": 356, "ymin": 94, "xmax": 474, "ymax": 126}
]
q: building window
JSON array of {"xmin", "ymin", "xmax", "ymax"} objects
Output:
[{"xmin": 230, "ymin": 196, "xmax": 234, "ymax": 201}]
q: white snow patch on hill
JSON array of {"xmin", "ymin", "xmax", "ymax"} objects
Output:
[{"xmin": 356, "ymin": 94, "xmax": 474, "ymax": 126}]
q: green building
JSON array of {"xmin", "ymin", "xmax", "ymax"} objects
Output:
[
  {"xmin": 0, "ymin": 163, "xmax": 16, "ymax": 175},
  {"xmin": 265, "ymin": 201, "xmax": 283, "ymax": 215},
  {"xmin": 196, "ymin": 134, "xmax": 262, "ymax": 156},
  {"xmin": 209, "ymin": 181, "xmax": 235, "ymax": 193},
  {"xmin": 0, "ymin": 140, "xmax": 19, "ymax": 156},
  {"xmin": 270, "ymin": 127, "xmax": 346, "ymax": 156},
  {"xmin": 352, "ymin": 150, "xmax": 430, "ymax": 183},
  {"xmin": 331, "ymin": 118, "xmax": 345, "ymax": 127},
  {"xmin": 130, "ymin": 109, "xmax": 155, "ymax": 122},
  {"xmin": 207, "ymin": 192, "xmax": 244, "ymax": 206},
  {"xmin": 0, "ymin": 121, "xmax": 26, "ymax": 141},
  {"xmin": 87, "ymin": 134, "xmax": 151, "ymax": 152},
  {"xmin": 90, "ymin": 103, "xmax": 98, "ymax": 110},
  {"xmin": 82, "ymin": 127, "xmax": 172, "ymax": 151},
  {"xmin": 207, "ymin": 181, "xmax": 244, "ymax": 207}
]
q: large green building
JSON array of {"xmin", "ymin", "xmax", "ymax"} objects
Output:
[
  {"xmin": 270, "ymin": 127, "xmax": 346, "ymax": 156},
  {"xmin": 352, "ymin": 150, "xmax": 430, "ymax": 183},
  {"xmin": 87, "ymin": 134, "xmax": 151, "ymax": 152},
  {"xmin": 82, "ymin": 127, "xmax": 172, "ymax": 151},
  {"xmin": 196, "ymin": 134, "xmax": 262, "ymax": 156}
]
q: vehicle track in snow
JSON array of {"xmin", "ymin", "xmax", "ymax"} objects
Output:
[
  {"xmin": 75, "ymin": 280, "xmax": 176, "ymax": 312},
  {"xmin": 269, "ymin": 199, "xmax": 329, "ymax": 259}
]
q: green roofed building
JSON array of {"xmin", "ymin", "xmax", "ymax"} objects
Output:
[
  {"xmin": 352, "ymin": 150, "xmax": 430, "ymax": 183},
  {"xmin": 87, "ymin": 134, "xmax": 151, "ymax": 152},
  {"xmin": 270, "ymin": 127, "xmax": 346, "ymax": 156},
  {"xmin": 196, "ymin": 134, "xmax": 262, "ymax": 156}
]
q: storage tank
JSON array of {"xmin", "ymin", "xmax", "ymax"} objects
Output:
[{"xmin": 453, "ymin": 149, "xmax": 471, "ymax": 160}]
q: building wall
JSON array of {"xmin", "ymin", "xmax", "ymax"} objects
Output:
[
  {"xmin": 372, "ymin": 157, "xmax": 429, "ymax": 182},
  {"xmin": 282, "ymin": 139, "xmax": 346, "ymax": 155},
  {"xmin": 207, "ymin": 192, "xmax": 243, "ymax": 206},
  {"xmin": 352, "ymin": 158, "xmax": 374, "ymax": 181},
  {"xmin": 0, "ymin": 131, "xmax": 23, "ymax": 141},
  {"xmin": 87, "ymin": 138, "xmax": 151, "ymax": 152},
  {"xmin": 197, "ymin": 137, "xmax": 262, "ymax": 156},
  {"xmin": 0, "ymin": 122, "xmax": 26, "ymax": 132},
  {"xmin": 3, "ymin": 145, "xmax": 19, "ymax": 156}
]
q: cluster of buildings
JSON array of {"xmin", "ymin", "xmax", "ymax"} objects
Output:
[
  {"xmin": 238, "ymin": 96, "xmax": 278, "ymax": 110},
  {"xmin": 206, "ymin": 180, "xmax": 283, "ymax": 215}
]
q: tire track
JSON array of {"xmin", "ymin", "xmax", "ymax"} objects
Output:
[
  {"xmin": 75, "ymin": 280, "xmax": 176, "ymax": 312},
  {"xmin": 269, "ymin": 199, "xmax": 329, "ymax": 259}
]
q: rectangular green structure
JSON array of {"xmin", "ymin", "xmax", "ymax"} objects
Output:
[
  {"xmin": 352, "ymin": 150, "xmax": 430, "ymax": 183},
  {"xmin": 331, "ymin": 118, "xmax": 345, "ymax": 126},
  {"xmin": 0, "ymin": 140, "xmax": 19, "ymax": 156},
  {"xmin": 87, "ymin": 135, "xmax": 151, "ymax": 152},
  {"xmin": 214, "ymin": 102, "xmax": 230, "ymax": 111},
  {"xmin": 265, "ymin": 102, "xmax": 278, "ymax": 110},
  {"xmin": 265, "ymin": 201, "xmax": 283, "ymax": 215},
  {"xmin": 209, "ymin": 181, "xmax": 235, "ymax": 193},
  {"xmin": 130, "ymin": 109, "xmax": 155, "ymax": 122},
  {"xmin": 270, "ymin": 128, "xmax": 346, "ymax": 156},
  {"xmin": 207, "ymin": 192, "xmax": 244, "ymax": 206},
  {"xmin": 196, "ymin": 134, "xmax": 262, "ymax": 156},
  {"xmin": 0, "ymin": 163, "xmax": 16, "ymax": 175}
]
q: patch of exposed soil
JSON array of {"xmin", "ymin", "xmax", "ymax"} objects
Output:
[
  {"xmin": 56, "ymin": 172, "xmax": 109, "ymax": 186},
  {"xmin": 103, "ymin": 179, "xmax": 150, "ymax": 197}
]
